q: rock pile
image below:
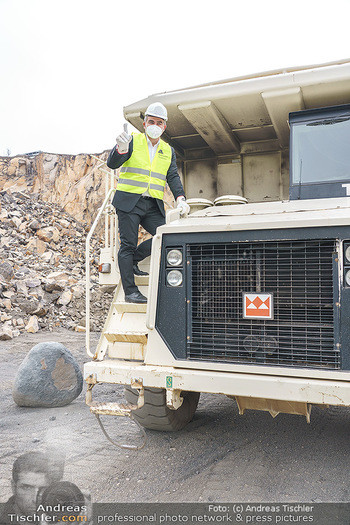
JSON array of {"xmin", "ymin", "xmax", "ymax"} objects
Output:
[{"xmin": 0, "ymin": 190, "xmax": 113, "ymax": 340}]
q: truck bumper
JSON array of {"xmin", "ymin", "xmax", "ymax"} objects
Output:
[{"xmin": 84, "ymin": 360, "xmax": 350, "ymax": 407}]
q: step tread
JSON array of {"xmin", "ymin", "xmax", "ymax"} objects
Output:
[
  {"xmin": 104, "ymin": 331, "xmax": 148, "ymax": 344},
  {"xmin": 135, "ymin": 275, "xmax": 149, "ymax": 286},
  {"xmin": 89, "ymin": 401, "xmax": 138, "ymax": 416},
  {"xmin": 114, "ymin": 299, "xmax": 148, "ymax": 313}
]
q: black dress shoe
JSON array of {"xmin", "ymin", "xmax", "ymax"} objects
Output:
[
  {"xmin": 125, "ymin": 291, "xmax": 147, "ymax": 304},
  {"xmin": 133, "ymin": 264, "xmax": 149, "ymax": 276}
]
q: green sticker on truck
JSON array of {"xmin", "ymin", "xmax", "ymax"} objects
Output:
[{"xmin": 166, "ymin": 376, "xmax": 173, "ymax": 388}]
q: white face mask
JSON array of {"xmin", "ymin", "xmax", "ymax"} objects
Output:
[{"xmin": 146, "ymin": 124, "xmax": 163, "ymax": 139}]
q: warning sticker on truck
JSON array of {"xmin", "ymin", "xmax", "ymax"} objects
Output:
[{"xmin": 243, "ymin": 293, "xmax": 273, "ymax": 319}]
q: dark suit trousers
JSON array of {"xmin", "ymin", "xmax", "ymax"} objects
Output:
[{"xmin": 116, "ymin": 197, "xmax": 165, "ymax": 295}]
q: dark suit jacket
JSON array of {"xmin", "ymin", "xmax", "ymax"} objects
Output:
[{"xmin": 107, "ymin": 135, "xmax": 185, "ymax": 217}]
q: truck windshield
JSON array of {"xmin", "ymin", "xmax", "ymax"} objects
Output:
[{"xmin": 291, "ymin": 117, "xmax": 350, "ymax": 185}]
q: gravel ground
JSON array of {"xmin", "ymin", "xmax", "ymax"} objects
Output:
[{"xmin": 1, "ymin": 329, "xmax": 350, "ymax": 507}]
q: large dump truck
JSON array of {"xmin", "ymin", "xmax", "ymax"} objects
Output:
[{"xmin": 84, "ymin": 59, "xmax": 350, "ymax": 445}]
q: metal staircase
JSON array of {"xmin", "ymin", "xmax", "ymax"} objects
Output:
[
  {"xmin": 93, "ymin": 272, "xmax": 149, "ymax": 362},
  {"xmin": 84, "ymin": 159, "xmax": 149, "ymax": 449}
]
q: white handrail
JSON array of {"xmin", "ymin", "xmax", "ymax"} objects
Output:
[
  {"xmin": 145, "ymin": 234, "xmax": 161, "ymax": 330},
  {"xmin": 85, "ymin": 188, "xmax": 116, "ymax": 358}
]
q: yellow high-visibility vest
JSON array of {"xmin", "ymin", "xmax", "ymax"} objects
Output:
[{"xmin": 117, "ymin": 133, "xmax": 172, "ymax": 200}]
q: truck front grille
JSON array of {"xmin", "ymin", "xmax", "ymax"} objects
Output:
[{"xmin": 187, "ymin": 240, "xmax": 339, "ymax": 369}]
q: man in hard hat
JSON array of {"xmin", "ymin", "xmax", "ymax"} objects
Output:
[{"xmin": 107, "ymin": 102, "xmax": 190, "ymax": 304}]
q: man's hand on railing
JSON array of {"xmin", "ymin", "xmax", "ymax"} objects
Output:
[{"xmin": 176, "ymin": 196, "xmax": 190, "ymax": 216}]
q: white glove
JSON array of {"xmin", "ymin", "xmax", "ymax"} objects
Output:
[
  {"xmin": 116, "ymin": 123, "xmax": 131, "ymax": 154},
  {"xmin": 176, "ymin": 196, "xmax": 190, "ymax": 216}
]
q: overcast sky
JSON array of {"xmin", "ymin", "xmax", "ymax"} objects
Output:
[{"xmin": 1, "ymin": 0, "xmax": 349, "ymax": 157}]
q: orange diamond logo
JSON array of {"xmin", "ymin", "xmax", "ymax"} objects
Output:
[{"xmin": 252, "ymin": 296, "xmax": 263, "ymax": 308}]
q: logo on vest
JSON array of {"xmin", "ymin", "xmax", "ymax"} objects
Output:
[{"xmin": 158, "ymin": 149, "xmax": 167, "ymax": 158}]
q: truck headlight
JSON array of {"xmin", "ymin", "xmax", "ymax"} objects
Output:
[
  {"xmin": 167, "ymin": 249, "xmax": 183, "ymax": 267},
  {"xmin": 345, "ymin": 245, "xmax": 350, "ymax": 263},
  {"xmin": 167, "ymin": 269, "xmax": 183, "ymax": 287},
  {"xmin": 345, "ymin": 270, "xmax": 350, "ymax": 287}
]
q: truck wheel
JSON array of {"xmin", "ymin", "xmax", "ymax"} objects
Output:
[{"xmin": 124, "ymin": 387, "xmax": 200, "ymax": 431}]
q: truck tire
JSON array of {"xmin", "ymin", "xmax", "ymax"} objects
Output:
[{"xmin": 124, "ymin": 387, "xmax": 200, "ymax": 431}]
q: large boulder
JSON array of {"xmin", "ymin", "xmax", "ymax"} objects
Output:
[{"xmin": 12, "ymin": 342, "xmax": 83, "ymax": 407}]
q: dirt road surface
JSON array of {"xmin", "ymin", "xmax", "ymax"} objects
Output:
[{"xmin": 1, "ymin": 329, "xmax": 350, "ymax": 504}]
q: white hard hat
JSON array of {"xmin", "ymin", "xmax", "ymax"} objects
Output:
[{"xmin": 145, "ymin": 102, "xmax": 168, "ymax": 121}]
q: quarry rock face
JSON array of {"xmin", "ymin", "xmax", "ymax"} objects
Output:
[
  {"xmin": 12, "ymin": 342, "xmax": 83, "ymax": 407},
  {"xmin": 0, "ymin": 151, "xmax": 110, "ymax": 225}
]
